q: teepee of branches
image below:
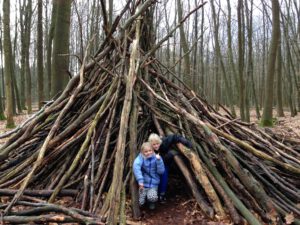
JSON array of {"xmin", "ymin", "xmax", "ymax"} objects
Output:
[{"xmin": 0, "ymin": 1, "xmax": 299, "ymax": 224}]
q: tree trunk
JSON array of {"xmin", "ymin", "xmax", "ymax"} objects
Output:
[
  {"xmin": 19, "ymin": 0, "xmax": 26, "ymax": 109},
  {"xmin": 2, "ymin": 0, "xmax": 15, "ymax": 127},
  {"xmin": 210, "ymin": 0, "xmax": 236, "ymax": 117},
  {"xmin": 0, "ymin": 30, "xmax": 5, "ymax": 119},
  {"xmin": 37, "ymin": 0, "xmax": 44, "ymax": 109},
  {"xmin": 176, "ymin": 0, "xmax": 191, "ymax": 87},
  {"xmin": 238, "ymin": 0, "xmax": 246, "ymax": 121},
  {"xmin": 51, "ymin": 0, "xmax": 72, "ymax": 98},
  {"xmin": 108, "ymin": 0, "xmax": 113, "ymax": 28},
  {"xmin": 0, "ymin": 96, "xmax": 5, "ymax": 120},
  {"xmin": 245, "ymin": 0, "xmax": 254, "ymax": 122},
  {"xmin": 11, "ymin": 72, "xmax": 22, "ymax": 114},
  {"xmin": 12, "ymin": 14, "xmax": 22, "ymax": 114},
  {"xmin": 276, "ymin": 31, "xmax": 284, "ymax": 117},
  {"xmin": 163, "ymin": 1, "xmax": 171, "ymax": 79},
  {"xmin": 46, "ymin": 1, "xmax": 57, "ymax": 100},
  {"xmin": 25, "ymin": 0, "xmax": 33, "ymax": 114},
  {"xmin": 226, "ymin": 0, "xmax": 239, "ymax": 113},
  {"xmin": 200, "ymin": 0, "xmax": 205, "ymax": 94},
  {"xmin": 214, "ymin": 54, "xmax": 220, "ymax": 111},
  {"xmin": 0, "ymin": 16, "xmax": 5, "ymax": 119},
  {"xmin": 192, "ymin": 0, "xmax": 198, "ymax": 92},
  {"xmin": 261, "ymin": 0, "xmax": 280, "ymax": 126},
  {"xmin": 284, "ymin": 40, "xmax": 297, "ymax": 116}
]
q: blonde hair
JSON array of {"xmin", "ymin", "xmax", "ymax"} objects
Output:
[
  {"xmin": 148, "ymin": 133, "xmax": 162, "ymax": 144},
  {"xmin": 141, "ymin": 142, "xmax": 153, "ymax": 152}
]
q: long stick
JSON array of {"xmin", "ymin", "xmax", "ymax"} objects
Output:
[{"xmin": 107, "ymin": 16, "xmax": 141, "ymax": 224}]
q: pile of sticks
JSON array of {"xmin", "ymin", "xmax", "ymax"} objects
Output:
[{"xmin": 0, "ymin": 0, "xmax": 299, "ymax": 224}]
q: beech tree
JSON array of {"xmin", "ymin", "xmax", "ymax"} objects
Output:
[
  {"xmin": 176, "ymin": 0, "xmax": 191, "ymax": 87},
  {"xmin": 261, "ymin": 0, "xmax": 280, "ymax": 126},
  {"xmin": 0, "ymin": 14, "xmax": 5, "ymax": 120},
  {"xmin": 37, "ymin": 0, "xmax": 44, "ymax": 109},
  {"xmin": 237, "ymin": 0, "xmax": 246, "ymax": 121},
  {"xmin": 2, "ymin": 0, "xmax": 15, "ymax": 127},
  {"xmin": 51, "ymin": 0, "xmax": 72, "ymax": 97}
]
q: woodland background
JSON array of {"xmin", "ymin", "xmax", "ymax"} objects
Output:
[
  {"xmin": 0, "ymin": 0, "xmax": 299, "ymax": 127},
  {"xmin": 0, "ymin": 1, "xmax": 299, "ymax": 224}
]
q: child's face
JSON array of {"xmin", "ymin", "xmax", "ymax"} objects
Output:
[
  {"xmin": 151, "ymin": 141, "xmax": 161, "ymax": 151},
  {"xmin": 142, "ymin": 146, "xmax": 154, "ymax": 158}
]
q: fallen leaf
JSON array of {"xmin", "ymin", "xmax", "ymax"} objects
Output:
[{"xmin": 285, "ymin": 213, "xmax": 294, "ymax": 224}]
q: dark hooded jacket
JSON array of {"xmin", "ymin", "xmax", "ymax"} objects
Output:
[{"xmin": 158, "ymin": 134, "xmax": 192, "ymax": 163}]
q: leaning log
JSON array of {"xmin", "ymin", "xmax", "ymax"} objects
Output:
[{"xmin": 0, "ymin": 189, "xmax": 77, "ymax": 197}]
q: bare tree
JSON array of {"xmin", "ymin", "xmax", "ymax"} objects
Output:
[
  {"xmin": 261, "ymin": 0, "xmax": 280, "ymax": 126},
  {"xmin": 176, "ymin": 0, "xmax": 191, "ymax": 86},
  {"xmin": 0, "ymin": 19, "xmax": 5, "ymax": 120},
  {"xmin": 237, "ymin": 0, "xmax": 246, "ymax": 121},
  {"xmin": 210, "ymin": 0, "xmax": 236, "ymax": 117},
  {"xmin": 46, "ymin": 1, "xmax": 57, "ymax": 99},
  {"xmin": 276, "ymin": 28, "xmax": 284, "ymax": 117},
  {"xmin": 245, "ymin": 0, "xmax": 261, "ymax": 119},
  {"xmin": 245, "ymin": 0, "xmax": 256, "ymax": 121},
  {"xmin": 2, "ymin": 0, "xmax": 15, "ymax": 127},
  {"xmin": 25, "ymin": 0, "xmax": 33, "ymax": 113},
  {"xmin": 51, "ymin": 0, "xmax": 72, "ymax": 97},
  {"xmin": 226, "ymin": 0, "xmax": 239, "ymax": 107},
  {"xmin": 108, "ymin": 0, "xmax": 113, "ymax": 28},
  {"xmin": 199, "ymin": 0, "xmax": 205, "ymax": 93},
  {"xmin": 12, "ymin": 9, "xmax": 22, "ymax": 114},
  {"xmin": 37, "ymin": 0, "xmax": 44, "ymax": 109},
  {"xmin": 19, "ymin": 0, "xmax": 26, "ymax": 109}
]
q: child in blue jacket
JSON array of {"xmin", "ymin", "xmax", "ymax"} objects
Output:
[
  {"xmin": 148, "ymin": 133, "xmax": 192, "ymax": 202},
  {"xmin": 133, "ymin": 142, "xmax": 165, "ymax": 209}
]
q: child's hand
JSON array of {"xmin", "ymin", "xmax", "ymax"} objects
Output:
[
  {"xmin": 139, "ymin": 184, "xmax": 144, "ymax": 189},
  {"xmin": 156, "ymin": 153, "xmax": 161, "ymax": 160}
]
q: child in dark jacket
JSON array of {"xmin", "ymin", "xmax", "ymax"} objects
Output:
[
  {"xmin": 148, "ymin": 133, "xmax": 192, "ymax": 202},
  {"xmin": 133, "ymin": 142, "xmax": 165, "ymax": 209}
]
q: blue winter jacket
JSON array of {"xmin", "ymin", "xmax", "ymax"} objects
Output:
[{"xmin": 133, "ymin": 153, "xmax": 165, "ymax": 188}]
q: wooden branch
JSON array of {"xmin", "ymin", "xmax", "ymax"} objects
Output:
[
  {"xmin": 195, "ymin": 144, "xmax": 261, "ymax": 225},
  {"xmin": 100, "ymin": 0, "xmax": 109, "ymax": 34},
  {"xmin": 203, "ymin": 166, "xmax": 242, "ymax": 224},
  {"xmin": 129, "ymin": 90, "xmax": 141, "ymax": 219},
  {"xmin": 0, "ymin": 189, "xmax": 77, "ymax": 197},
  {"xmin": 173, "ymin": 155, "xmax": 214, "ymax": 218},
  {"xmin": 144, "ymin": 2, "xmax": 207, "ymax": 58},
  {"xmin": 107, "ymin": 16, "xmax": 141, "ymax": 224},
  {"xmin": 120, "ymin": 0, "xmax": 156, "ymax": 30},
  {"xmin": 10, "ymin": 207, "xmax": 102, "ymax": 224},
  {"xmin": 0, "ymin": 101, "xmax": 53, "ymax": 139},
  {"xmin": 48, "ymin": 78, "xmax": 119, "ymax": 203},
  {"xmin": 1, "ymin": 215, "xmax": 75, "ymax": 224},
  {"xmin": 3, "ymin": 39, "xmax": 96, "ymax": 214},
  {"xmin": 175, "ymin": 143, "xmax": 226, "ymax": 219}
]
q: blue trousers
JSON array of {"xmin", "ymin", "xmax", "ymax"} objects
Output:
[
  {"xmin": 158, "ymin": 165, "xmax": 168, "ymax": 195},
  {"xmin": 158, "ymin": 150, "xmax": 179, "ymax": 195}
]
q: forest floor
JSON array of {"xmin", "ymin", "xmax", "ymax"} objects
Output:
[
  {"xmin": 0, "ymin": 109, "xmax": 299, "ymax": 224},
  {"xmin": 126, "ymin": 174, "xmax": 232, "ymax": 225}
]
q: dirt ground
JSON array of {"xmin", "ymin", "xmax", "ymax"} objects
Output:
[
  {"xmin": 131, "ymin": 177, "xmax": 205, "ymax": 225},
  {"xmin": 127, "ymin": 175, "xmax": 232, "ymax": 225},
  {"xmin": 1, "ymin": 110, "xmax": 299, "ymax": 224}
]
